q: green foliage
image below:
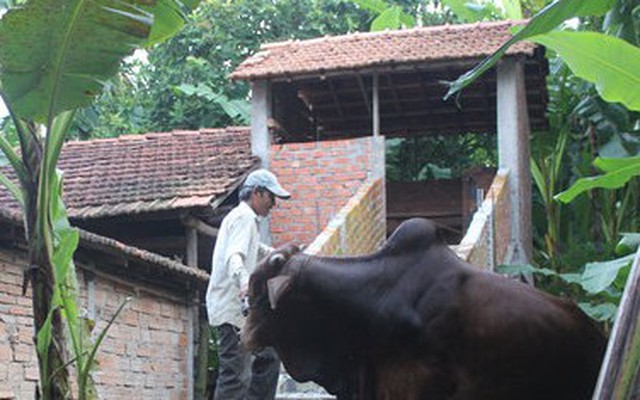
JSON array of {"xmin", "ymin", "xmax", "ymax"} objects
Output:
[
  {"xmin": 530, "ymin": 129, "xmax": 568, "ymax": 266},
  {"xmin": 530, "ymin": 31, "xmax": 640, "ymax": 112},
  {"xmin": 440, "ymin": 0, "xmax": 501, "ymax": 22},
  {"xmin": 0, "ymin": 0, "xmax": 153, "ymax": 123},
  {"xmin": 444, "ymin": 0, "xmax": 616, "ymax": 100},
  {"xmin": 617, "ymin": 233, "xmax": 640, "ymax": 254},
  {"xmin": 353, "ymin": 0, "xmax": 416, "ymax": 29},
  {"xmin": 175, "ymin": 83, "xmax": 251, "ymax": 125},
  {"xmin": 498, "ymin": 231, "xmax": 638, "ymax": 327},
  {"xmin": 500, "ymin": 0, "xmax": 524, "ymax": 19},
  {"xmin": 386, "ymin": 133, "xmax": 497, "ymax": 181},
  {"xmin": 82, "ymin": 0, "xmax": 373, "ymax": 136},
  {"xmin": 556, "ymin": 156, "xmax": 640, "ymax": 202}
]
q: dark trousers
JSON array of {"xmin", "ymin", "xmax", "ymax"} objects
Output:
[{"xmin": 214, "ymin": 323, "xmax": 280, "ymax": 400}]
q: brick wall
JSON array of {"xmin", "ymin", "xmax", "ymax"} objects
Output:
[
  {"xmin": 270, "ymin": 137, "xmax": 377, "ymax": 247},
  {"xmin": 0, "ymin": 248, "xmax": 192, "ymax": 399},
  {"xmin": 306, "ymin": 179, "xmax": 386, "ymax": 257},
  {"xmin": 0, "ymin": 250, "xmax": 36, "ymax": 399},
  {"xmin": 454, "ymin": 169, "xmax": 511, "ymax": 269},
  {"xmin": 88, "ymin": 275, "xmax": 191, "ymax": 399}
]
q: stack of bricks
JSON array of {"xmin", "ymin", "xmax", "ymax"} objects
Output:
[{"xmin": 270, "ymin": 137, "xmax": 375, "ymax": 247}]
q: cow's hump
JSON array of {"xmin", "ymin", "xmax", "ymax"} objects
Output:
[{"xmin": 383, "ymin": 218, "xmax": 441, "ymax": 255}]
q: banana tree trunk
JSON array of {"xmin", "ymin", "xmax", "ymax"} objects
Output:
[
  {"xmin": 30, "ymin": 253, "xmax": 71, "ymax": 399},
  {"xmin": 23, "ymin": 156, "xmax": 71, "ymax": 399}
]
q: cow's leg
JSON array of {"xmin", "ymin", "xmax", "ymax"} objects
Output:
[
  {"xmin": 376, "ymin": 360, "xmax": 455, "ymax": 400},
  {"xmin": 358, "ymin": 361, "xmax": 376, "ymax": 400}
]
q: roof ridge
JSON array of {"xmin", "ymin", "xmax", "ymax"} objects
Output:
[
  {"xmin": 64, "ymin": 126, "xmax": 252, "ymax": 146},
  {"xmin": 259, "ymin": 19, "xmax": 526, "ymax": 50}
]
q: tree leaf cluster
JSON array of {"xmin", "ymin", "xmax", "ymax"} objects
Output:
[{"xmin": 79, "ymin": 0, "xmax": 374, "ymax": 137}]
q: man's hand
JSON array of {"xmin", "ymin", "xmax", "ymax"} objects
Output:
[{"xmin": 241, "ymin": 295, "xmax": 250, "ymax": 317}]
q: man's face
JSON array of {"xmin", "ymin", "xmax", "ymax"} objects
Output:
[{"xmin": 253, "ymin": 189, "xmax": 276, "ymax": 217}]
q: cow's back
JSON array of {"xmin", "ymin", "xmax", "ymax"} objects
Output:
[{"xmin": 440, "ymin": 271, "xmax": 606, "ymax": 400}]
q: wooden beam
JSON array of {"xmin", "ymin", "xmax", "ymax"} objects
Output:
[
  {"xmin": 319, "ymin": 107, "xmax": 501, "ymax": 124},
  {"xmin": 182, "ymin": 215, "xmax": 219, "ymax": 238},
  {"xmin": 326, "ymin": 79, "xmax": 345, "ymax": 121},
  {"xmin": 356, "ymin": 73, "xmax": 372, "ymax": 117},
  {"xmin": 262, "ymin": 56, "xmax": 527, "ymax": 83},
  {"xmin": 386, "ymin": 74, "xmax": 403, "ymax": 114}
]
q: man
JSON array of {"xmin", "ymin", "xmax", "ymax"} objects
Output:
[{"xmin": 206, "ymin": 168, "xmax": 291, "ymax": 400}]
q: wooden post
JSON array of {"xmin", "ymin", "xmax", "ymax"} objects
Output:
[
  {"xmin": 497, "ymin": 57, "xmax": 532, "ymax": 264},
  {"xmin": 187, "ymin": 303, "xmax": 198, "ymax": 400},
  {"xmin": 593, "ymin": 248, "xmax": 640, "ymax": 399},
  {"xmin": 186, "ymin": 226, "xmax": 198, "ymax": 267}
]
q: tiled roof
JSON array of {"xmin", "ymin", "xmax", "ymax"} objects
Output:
[
  {"xmin": 0, "ymin": 127, "xmax": 259, "ymax": 218},
  {"xmin": 78, "ymin": 229, "xmax": 210, "ymax": 284},
  {"xmin": 0, "ymin": 208, "xmax": 209, "ymax": 285},
  {"xmin": 230, "ymin": 20, "xmax": 535, "ymax": 80}
]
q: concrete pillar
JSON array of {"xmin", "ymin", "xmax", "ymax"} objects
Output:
[
  {"xmin": 250, "ymin": 80, "xmax": 274, "ymax": 244},
  {"xmin": 251, "ymin": 80, "xmax": 272, "ymax": 168},
  {"xmin": 372, "ymin": 72, "xmax": 380, "ymax": 137},
  {"xmin": 497, "ymin": 57, "xmax": 532, "ymax": 264},
  {"xmin": 371, "ymin": 72, "xmax": 386, "ymax": 241}
]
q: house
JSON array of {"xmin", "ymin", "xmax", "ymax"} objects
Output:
[
  {"xmin": 0, "ymin": 206, "xmax": 208, "ymax": 398},
  {"xmin": 0, "ymin": 127, "xmax": 259, "ymax": 399}
]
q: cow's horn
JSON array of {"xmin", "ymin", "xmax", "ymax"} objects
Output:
[
  {"xmin": 269, "ymin": 253, "xmax": 286, "ymax": 267},
  {"xmin": 267, "ymin": 275, "xmax": 292, "ymax": 310}
]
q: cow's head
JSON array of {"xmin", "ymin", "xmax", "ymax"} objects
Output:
[{"xmin": 241, "ymin": 243, "xmax": 302, "ymax": 352}]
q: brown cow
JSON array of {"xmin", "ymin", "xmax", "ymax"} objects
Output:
[{"xmin": 242, "ymin": 218, "xmax": 606, "ymax": 400}]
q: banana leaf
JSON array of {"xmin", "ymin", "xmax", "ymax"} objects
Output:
[
  {"xmin": 0, "ymin": 0, "xmax": 200, "ymax": 123},
  {"xmin": 555, "ymin": 156, "xmax": 640, "ymax": 203},
  {"xmin": 444, "ymin": 0, "xmax": 616, "ymax": 100},
  {"xmin": 530, "ymin": 31, "xmax": 640, "ymax": 112}
]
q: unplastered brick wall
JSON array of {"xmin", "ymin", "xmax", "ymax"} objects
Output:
[
  {"xmin": 0, "ymin": 250, "xmax": 37, "ymax": 399},
  {"xmin": 0, "ymin": 248, "xmax": 192, "ymax": 399},
  {"xmin": 455, "ymin": 169, "xmax": 511, "ymax": 269},
  {"xmin": 306, "ymin": 178, "xmax": 386, "ymax": 257},
  {"xmin": 86, "ymin": 274, "xmax": 191, "ymax": 399},
  {"xmin": 270, "ymin": 137, "xmax": 379, "ymax": 247}
]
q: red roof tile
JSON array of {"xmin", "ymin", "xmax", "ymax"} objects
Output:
[
  {"xmin": 230, "ymin": 20, "xmax": 535, "ymax": 80},
  {"xmin": 0, "ymin": 127, "xmax": 259, "ymax": 218}
]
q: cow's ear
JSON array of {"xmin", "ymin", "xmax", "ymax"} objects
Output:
[{"xmin": 267, "ymin": 275, "xmax": 292, "ymax": 310}]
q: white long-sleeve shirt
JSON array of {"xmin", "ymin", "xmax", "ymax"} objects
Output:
[{"xmin": 205, "ymin": 201, "xmax": 272, "ymax": 329}]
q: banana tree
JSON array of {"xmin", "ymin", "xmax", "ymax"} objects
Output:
[{"xmin": 0, "ymin": 0, "xmax": 199, "ymax": 398}]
